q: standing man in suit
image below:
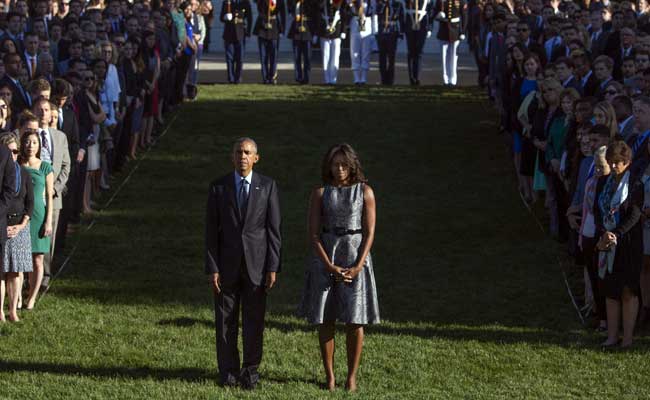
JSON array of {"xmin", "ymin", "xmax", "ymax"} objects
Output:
[
  {"xmin": 589, "ymin": 8, "xmax": 608, "ymax": 59},
  {"xmin": 205, "ymin": 137, "xmax": 281, "ymax": 390},
  {"xmin": 33, "ymin": 98, "xmax": 70, "ymax": 289},
  {"xmin": 518, "ymin": 20, "xmax": 545, "ymax": 66},
  {"xmin": 0, "ymin": 53, "xmax": 31, "ymax": 117},
  {"xmin": 52, "ymin": 79, "xmax": 81, "ymax": 254},
  {"xmin": 613, "ymin": 95, "xmax": 636, "ymax": 144},
  {"xmin": 572, "ymin": 51, "xmax": 598, "ymax": 97},
  {"xmin": 555, "ymin": 57, "xmax": 581, "ymax": 91},
  {"xmin": 0, "ymin": 146, "xmax": 16, "ymax": 270},
  {"xmin": 253, "ymin": 0, "xmax": 286, "ymax": 84},
  {"xmin": 287, "ymin": 0, "xmax": 316, "ymax": 84},
  {"xmin": 220, "ymin": 0, "xmax": 252, "ymax": 84}
]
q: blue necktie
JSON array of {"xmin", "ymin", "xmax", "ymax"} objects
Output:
[{"xmin": 239, "ymin": 178, "xmax": 249, "ymax": 218}]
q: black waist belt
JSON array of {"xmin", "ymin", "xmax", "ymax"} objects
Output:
[{"xmin": 323, "ymin": 227, "xmax": 363, "ymax": 236}]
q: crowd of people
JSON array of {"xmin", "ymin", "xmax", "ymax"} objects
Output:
[
  {"xmin": 473, "ymin": 0, "xmax": 650, "ymax": 347},
  {"xmin": 0, "ymin": 0, "xmax": 213, "ymax": 322}
]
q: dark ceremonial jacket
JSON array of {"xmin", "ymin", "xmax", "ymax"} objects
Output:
[
  {"xmin": 376, "ymin": 0, "xmax": 404, "ymax": 36},
  {"xmin": 253, "ymin": 0, "xmax": 287, "ymax": 40},
  {"xmin": 288, "ymin": 0, "xmax": 319, "ymax": 41},
  {"xmin": 318, "ymin": 0, "xmax": 345, "ymax": 38},
  {"xmin": 205, "ymin": 171, "xmax": 282, "ymax": 286},
  {"xmin": 0, "ymin": 146, "xmax": 16, "ymax": 259},
  {"xmin": 220, "ymin": 0, "xmax": 253, "ymax": 42},
  {"xmin": 435, "ymin": 0, "xmax": 465, "ymax": 42},
  {"xmin": 403, "ymin": 0, "xmax": 432, "ymax": 34}
]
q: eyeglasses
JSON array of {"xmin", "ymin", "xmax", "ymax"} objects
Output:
[
  {"xmin": 84, "ymin": 76, "xmax": 95, "ymax": 82},
  {"xmin": 637, "ymin": 59, "xmax": 649, "ymax": 63},
  {"xmin": 10, "ymin": 149, "xmax": 18, "ymax": 155},
  {"xmin": 517, "ymin": 28, "xmax": 528, "ymax": 32},
  {"xmin": 23, "ymin": 129, "xmax": 38, "ymax": 134}
]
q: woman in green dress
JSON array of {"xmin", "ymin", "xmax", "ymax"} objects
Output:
[{"xmin": 19, "ymin": 120, "xmax": 54, "ymax": 310}]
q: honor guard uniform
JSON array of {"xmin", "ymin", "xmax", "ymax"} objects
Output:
[
  {"xmin": 435, "ymin": 0, "xmax": 466, "ymax": 85},
  {"xmin": 288, "ymin": 0, "xmax": 317, "ymax": 83},
  {"xmin": 375, "ymin": 0, "xmax": 404, "ymax": 85},
  {"xmin": 404, "ymin": 0, "xmax": 432, "ymax": 85},
  {"xmin": 253, "ymin": 0, "xmax": 286, "ymax": 83},
  {"xmin": 221, "ymin": 0, "xmax": 253, "ymax": 83},
  {"xmin": 347, "ymin": 0, "xmax": 375, "ymax": 85},
  {"xmin": 319, "ymin": 0, "xmax": 345, "ymax": 84}
]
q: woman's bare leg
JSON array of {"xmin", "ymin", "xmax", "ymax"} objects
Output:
[
  {"xmin": 345, "ymin": 324, "xmax": 364, "ymax": 392},
  {"xmin": 6, "ymin": 272, "xmax": 20, "ymax": 321},
  {"xmin": 318, "ymin": 322, "xmax": 336, "ymax": 390},
  {"xmin": 26, "ymin": 254, "xmax": 44, "ymax": 309}
]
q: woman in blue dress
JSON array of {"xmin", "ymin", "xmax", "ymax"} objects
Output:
[{"xmin": 301, "ymin": 143, "xmax": 380, "ymax": 392}]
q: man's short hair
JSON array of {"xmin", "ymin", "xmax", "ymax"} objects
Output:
[
  {"xmin": 594, "ymin": 55, "xmax": 614, "ymax": 70},
  {"xmin": 27, "ymin": 78, "xmax": 51, "ymax": 94},
  {"xmin": 233, "ymin": 137, "xmax": 258, "ymax": 154},
  {"xmin": 555, "ymin": 57, "xmax": 574, "ymax": 68}
]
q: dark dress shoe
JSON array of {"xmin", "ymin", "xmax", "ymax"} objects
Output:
[
  {"xmin": 239, "ymin": 368, "xmax": 259, "ymax": 390},
  {"xmin": 219, "ymin": 374, "xmax": 238, "ymax": 387}
]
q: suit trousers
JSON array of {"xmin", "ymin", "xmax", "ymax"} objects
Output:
[
  {"xmin": 441, "ymin": 40, "xmax": 459, "ymax": 85},
  {"xmin": 292, "ymin": 40, "xmax": 311, "ymax": 83},
  {"xmin": 321, "ymin": 38, "xmax": 341, "ymax": 84},
  {"xmin": 406, "ymin": 29, "xmax": 427, "ymax": 83},
  {"xmin": 378, "ymin": 34, "xmax": 398, "ymax": 85},
  {"xmin": 258, "ymin": 38, "xmax": 278, "ymax": 83},
  {"xmin": 225, "ymin": 41, "xmax": 244, "ymax": 83},
  {"xmin": 214, "ymin": 264, "xmax": 267, "ymax": 382}
]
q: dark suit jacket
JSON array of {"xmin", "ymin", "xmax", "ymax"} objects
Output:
[
  {"xmin": 550, "ymin": 44, "xmax": 570, "ymax": 63},
  {"xmin": 59, "ymin": 104, "xmax": 80, "ymax": 161},
  {"xmin": 253, "ymin": 0, "xmax": 287, "ymax": 39},
  {"xmin": 205, "ymin": 171, "xmax": 281, "ymax": 286},
  {"xmin": 581, "ymin": 72, "xmax": 599, "ymax": 97},
  {"xmin": 525, "ymin": 40, "xmax": 547, "ymax": 66},
  {"xmin": 0, "ymin": 75, "xmax": 30, "ymax": 117},
  {"xmin": 590, "ymin": 30, "xmax": 609, "ymax": 58},
  {"xmin": 563, "ymin": 75, "xmax": 581, "ymax": 92},
  {"xmin": 0, "ymin": 146, "xmax": 16, "ymax": 257}
]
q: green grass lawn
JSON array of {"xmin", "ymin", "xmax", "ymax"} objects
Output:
[{"xmin": 1, "ymin": 84, "xmax": 649, "ymax": 399}]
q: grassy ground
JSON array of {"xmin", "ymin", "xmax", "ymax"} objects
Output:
[{"xmin": 1, "ymin": 84, "xmax": 649, "ymax": 399}]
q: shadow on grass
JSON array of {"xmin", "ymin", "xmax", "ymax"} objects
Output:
[
  {"xmin": 157, "ymin": 316, "xmax": 608, "ymax": 347},
  {"xmin": 0, "ymin": 359, "xmax": 320, "ymax": 387}
]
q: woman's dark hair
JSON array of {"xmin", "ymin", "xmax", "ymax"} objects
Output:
[
  {"xmin": 18, "ymin": 128, "xmax": 41, "ymax": 163},
  {"xmin": 321, "ymin": 143, "xmax": 366, "ymax": 185},
  {"xmin": 605, "ymin": 140, "xmax": 632, "ymax": 164}
]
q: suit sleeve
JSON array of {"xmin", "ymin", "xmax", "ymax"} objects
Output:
[
  {"xmin": 265, "ymin": 179, "xmax": 282, "ymax": 273},
  {"xmin": 54, "ymin": 133, "xmax": 70, "ymax": 198},
  {"xmin": 205, "ymin": 183, "xmax": 220, "ymax": 274},
  {"xmin": 0, "ymin": 148, "xmax": 15, "ymax": 218},
  {"xmin": 246, "ymin": 0, "xmax": 253, "ymax": 35}
]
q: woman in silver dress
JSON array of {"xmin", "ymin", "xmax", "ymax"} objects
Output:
[{"xmin": 302, "ymin": 143, "xmax": 380, "ymax": 392}]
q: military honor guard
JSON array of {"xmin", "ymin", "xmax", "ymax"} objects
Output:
[
  {"xmin": 288, "ymin": 0, "xmax": 316, "ymax": 84},
  {"xmin": 319, "ymin": 0, "xmax": 345, "ymax": 85},
  {"xmin": 375, "ymin": 0, "xmax": 404, "ymax": 85},
  {"xmin": 253, "ymin": 0, "xmax": 286, "ymax": 84},
  {"xmin": 221, "ymin": 0, "xmax": 253, "ymax": 83},
  {"xmin": 435, "ymin": 0, "xmax": 465, "ymax": 86},
  {"xmin": 404, "ymin": 0, "xmax": 432, "ymax": 85},
  {"xmin": 348, "ymin": 0, "xmax": 375, "ymax": 85}
]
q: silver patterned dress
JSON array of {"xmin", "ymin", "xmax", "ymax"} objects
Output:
[{"xmin": 300, "ymin": 183, "xmax": 380, "ymax": 325}]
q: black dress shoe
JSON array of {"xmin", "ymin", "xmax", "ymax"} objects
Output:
[
  {"xmin": 219, "ymin": 374, "xmax": 238, "ymax": 387},
  {"xmin": 239, "ymin": 368, "xmax": 259, "ymax": 390}
]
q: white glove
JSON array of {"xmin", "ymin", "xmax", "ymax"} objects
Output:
[
  {"xmin": 459, "ymin": 34, "xmax": 465, "ymax": 41},
  {"xmin": 436, "ymin": 11, "xmax": 445, "ymax": 19},
  {"xmin": 226, "ymin": 13, "xmax": 233, "ymax": 21},
  {"xmin": 426, "ymin": 31, "xmax": 431, "ymax": 38},
  {"xmin": 340, "ymin": 32, "xmax": 346, "ymax": 39},
  {"xmin": 450, "ymin": 17, "xmax": 460, "ymax": 23},
  {"xmin": 312, "ymin": 35, "xmax": 319, "ymax": 45}
]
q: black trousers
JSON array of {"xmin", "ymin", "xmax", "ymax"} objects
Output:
[
  {"xmin": 583, "ymin": 235, "xmax": 606, "ymax": 321},
  {"xmin": 214, "ymin": 264, "xmax": 267, "ymax": 383},
  {"xmin": 377, "ymin": 33, "xmax": 398, "ymax": 85},
  {"xmin": 405, "ymin": 29, "xmax": 426, "ymax": 83}
]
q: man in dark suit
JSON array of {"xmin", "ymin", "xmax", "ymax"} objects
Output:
[
  {"xmin": 518, "ymin": 20, "xmax": 546, "ymax": 66},
  {"xmin": 0, "ymin": 53, "xmax": 31, "ymax": 117},
  {"xmin": 220, "ymin": 0, "xmax": 253, "ymax": 83},
  {"xmin": 589, "ymin": 8, "xmax": 609, "ymax": 58},
  {"xmin": 52, "ymin": 79, "xmax": 81, "ymax": 252},
  {"xmin": 572, "ymin": 51, "xmax": 598, "ymax": 97},
  {"xmin": 205, "ymin": 137, "xmax": 281, "ymax": 390},
  {"xmin": 550, "ymin": 25, "xmax": 579, "ymax": 63},
  {"xmin": 555, "ymin": 57, "xmax": 581, "ymax": 91}
]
